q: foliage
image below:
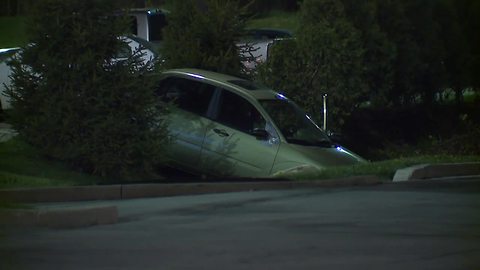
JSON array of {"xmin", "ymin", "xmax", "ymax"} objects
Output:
[
  {"xmin": 255, "ymin": 0, "xmax": 480, "ymax": 153},
  {"xmin": 6, "ymin": 0, "xmax": 168, "ymax": 180},
  {"xmin": 240, "ymin": 0, "xmax": 300, "ymax": 14},
  {"xmin": 287, "ymin": 155, "xmax": 480, "ymax": 181},
  {"xmin": 1, "ymin": 0, "xmax": 35, "ymax": 16},
  {"xmin": 0, "ymin": 138, "xmax": 99, "ymax": 188},
  {"xmin": 340, "ymin": 0, "xmax": 396, "ymax": 107},
  {"xmin": 457, "ymin": 0, "xmax": 480, "ymax": 92},
  {"xmin": 339, "ymin": 0, "xmax": 480, "ymax": 158},
  {"xmin": 0, "ymin": 16, "xmax": 28, "ymax": 47},
  {"xmin": 256, "ymin": 0, "xmax": 366, "ymax": 130},
  {"xmin": 378, "ymin": 123, "xmax": 480, "ymax": 159},
  {"xmin": 161, "ymin": 0, "xmax": 250, "ymax": 77},
  {"xmin": 350, "ymin": 0, "xmax": 474, "ymax": 108},
  {"xmin": 247, "ymin": 10, "xmax": 299, "ymax": 33},
  {"xmin": 342, "ymin": 101, "xmax": 480, "ymax": 160}
]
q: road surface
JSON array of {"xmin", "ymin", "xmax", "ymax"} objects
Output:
[{"xmin": 1, "ymin": 179, "xmax": 480, "ymax": 270}]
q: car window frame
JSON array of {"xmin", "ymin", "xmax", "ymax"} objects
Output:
[
  {"xmin": 156, "ymin": 76, "xmax": 216, "ymax": 117},
  {"xmin": 210, "ymin": 88, "xmax": 267, "ymax": 136}
]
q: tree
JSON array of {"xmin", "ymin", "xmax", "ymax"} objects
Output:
[
  {"xmin": 257, "ymin": 0, "xmax": 365, "ymax": 131},
  {"xmin": 341, "ymin": 0, "xmax": 396, "ymax": 107},
  {"xmin": 435, "ymin": 0, "xmax": 471, "ymax": 104},
  {"xmin": 239, "ymin": 0, "xmax": 300, "ymax": 14},
  {"xmin": 7, "ymin": 0, "xmax": 167, "ymax": 179},
  {"xmin": 405, "ymin": 0, "xmax": 447, "ymax": 107},
  {"xmin": 457, "ymin": 0, "xmax": 480, "ymax": 93},
  {"xmin": 161, "ymin": 0, "xmax": 249, "ymax": 77},
  {"xmin": 375, "ymin": 0, "xmax": 421, "ymax": 106}
]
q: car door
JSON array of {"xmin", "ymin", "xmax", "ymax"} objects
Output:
[
  {"xmin": 200, "ymin": 88, "xmax": 280, "ymax": 177},
  {"xmin": 156, "ymin": 77, "xmax": 215, "ymax": 173}
]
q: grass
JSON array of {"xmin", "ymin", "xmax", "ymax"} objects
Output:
[
  {"xmin": 283, "ymin": 155, "xmax": 480, "ymax": 181},
  {"xmin": 247, "ymin": 10, "xmax": 299, "ymax": 33},
  {"xmin": 0, "ymin": 10, "xmax": 300, "ymax": 48},
  {"xmin": 1, "ymin": 136, "xmax": 479, "ymax": 188},
  {"xmin": 0, "ymin": 138, "xmax": 100, "ymax": 189},
  {"xmin": 1, "ymin": 11, "xmax": 478, "ymax": 187},
  {"xmin": 463, "ymin": 89, "xmax": 479, "ymax": 103},
  {"xmin": 0, "ymin": 16, "xmax": 28, "ymax": 48}
]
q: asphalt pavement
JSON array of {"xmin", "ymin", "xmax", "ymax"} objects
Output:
[
  {"xmin": 1, "ymin": 122, "xmax": 480, "ymax": 269},
  {"xmin": 0, "ymin": 137, "xmax": 478, "ymax": 229},
  {"xmin": 1, "ymin": 179, "xmax": 480, "ymax": 270}
]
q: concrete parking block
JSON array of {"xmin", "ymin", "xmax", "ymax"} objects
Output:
[{"xmin": 393, "ymin": 162, "xmax": 480, "ymax": 182}]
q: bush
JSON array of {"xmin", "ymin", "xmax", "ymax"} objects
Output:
[
  {"xmin": 342, "ymin": 102, "xmax": 480, "ymax": 160},
  {"xmin": 255, "ymin": 0, "xmax": 366, "ymax": 131},
  {"xmin": 161, "ymin": 0, "xmax": 250, "ymax": 77},
  {"xmin": 6, "ymin": 0, "xmax": 168, "ymax": 179},
  {"xmin": 240, "ymin": 0, "xmax": 300, "ymax": 14}
]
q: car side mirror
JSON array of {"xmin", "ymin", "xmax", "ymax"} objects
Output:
[{"xmin": 251, "ymin": 128, "xmax": 269, "ymax": 140}]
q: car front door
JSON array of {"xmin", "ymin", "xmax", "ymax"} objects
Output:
[{"xmin": 200, "ymin": 89, "xmax": 280, "ymax": 177}]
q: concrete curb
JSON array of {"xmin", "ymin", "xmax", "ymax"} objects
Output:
[
  {"xmin": 0, "ymin": 205, "xmax": 118, "ymax": 229},
  {"xmin": 121, "ymin": 175, "xmax": 383, "ymax": 199},
  {"xmin": 2, "ymin": 161, "xmax": 478, "ymax": 229},
  {"xmin": 0, "ymin": 175, "xmax": 383, "ymax": 203},
  {"xmin": 0, "ymin": 176, "xmax": 382, "ymax": 229},
  {"xmin": 393, "ymin": 162, "xmax": 480, "ymax": 182},
  {"xmin": 0, "ymin": 185, "xmax": 123, "ymax": 203}
]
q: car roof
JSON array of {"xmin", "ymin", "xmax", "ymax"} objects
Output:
[
  {"xmin": 162, "ymin": 68, "xmax": 280, "ymax": 100},
  {"xmin": 0, "ymin": 47, "xmax": 21, "ymax": 62}
]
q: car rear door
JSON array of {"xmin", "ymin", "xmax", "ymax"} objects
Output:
[{"xmin": 156, "ymin": 76, "xmax": 216, "ymax": 173}]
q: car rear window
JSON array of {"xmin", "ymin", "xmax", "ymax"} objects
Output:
[{"xmin": 156, "ymin": 77, "xmax": 215, "ymax": 116}]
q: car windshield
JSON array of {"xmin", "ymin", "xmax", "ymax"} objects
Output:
[{"xmin": 260, "ymin": 97, "xmax": 332, "ymax": 147}]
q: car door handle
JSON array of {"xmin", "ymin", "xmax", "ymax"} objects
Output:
[{"xmin": 213, "ymin": 128, "xmax": 229, "ymax": 137}]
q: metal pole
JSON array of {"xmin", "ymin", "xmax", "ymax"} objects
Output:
[{"xmin": 323, "ymin": 94, "xmax": 327, "ymax": 131}]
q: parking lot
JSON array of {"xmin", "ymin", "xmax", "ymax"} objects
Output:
[{"xmin": 2, "ymin": 179, "xmax": 480, "ymax": 270}]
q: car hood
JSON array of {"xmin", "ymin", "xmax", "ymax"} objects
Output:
[{"xmin": 294, "ymin": 144, "xmax": 366, "ymax": 166}]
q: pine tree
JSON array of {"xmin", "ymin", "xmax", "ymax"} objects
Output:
[{"xmin": 7, "ymin": 0, "xmax": 168, "ymax": 179}]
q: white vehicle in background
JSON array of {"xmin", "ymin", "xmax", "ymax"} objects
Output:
[
  {"xmin": 0, "ymin": 36, "xmax": 156, "ymax": 111},
  {"xmin": 238, "ymin": 28, "xmax": 293, "ymax": 70},
  {"xmin": 0, "ymin": 47, "xmax": 21, "ymax": 111},
  {"xmin": 122, "ymin": 9, "xmax": 293, "ymax": 71},
  {"xmin": 116, "ymin": 35, "xmax": 158, "ymax": 65},
  {"xmin": 239, "ymin": 40, "xmax": 273, "ymax": 70}
]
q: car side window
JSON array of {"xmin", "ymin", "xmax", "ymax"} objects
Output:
[
  {"xmin": 156, "ymin": 77, "xmax": 215, "ymax": 116},
  {"xmin": 216, "ymin": 90, "xmax": 266, "ymax": 134}
]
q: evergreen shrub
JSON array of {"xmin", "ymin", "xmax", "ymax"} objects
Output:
[{"xmin": 7, "ymin": 0, "xmax": 168, "ymax": 179}]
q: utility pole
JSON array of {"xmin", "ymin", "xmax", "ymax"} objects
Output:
[{"xmin": 322, "ymin": 93, "xmax": 327, "ymax": 131}]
